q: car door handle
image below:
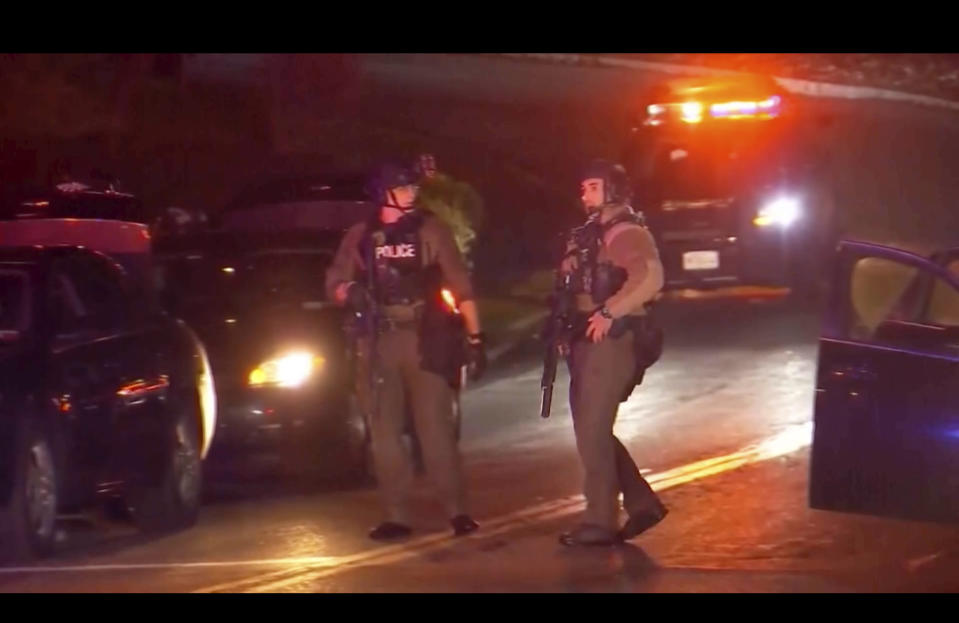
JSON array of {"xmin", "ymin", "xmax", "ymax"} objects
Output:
[
  {"xmin": 829, "ymin": 365, "xmax": 877, "ymax": 383},
  {"xmin": 117, "ymin": 376, "xmax": 170, "ymax": 407}
]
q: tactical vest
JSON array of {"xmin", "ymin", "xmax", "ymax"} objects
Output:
[
  {"xmin": 360, "ymin": 210, "xmax": 435, "ymax": 306},
  {"xmin": 570, "ymin": 209, "xmax": 646, "ymax": 305}
]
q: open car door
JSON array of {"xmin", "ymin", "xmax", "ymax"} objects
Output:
[{"xmin": 810, "ymin": 240, "xmax": 959, "ymax": 522}]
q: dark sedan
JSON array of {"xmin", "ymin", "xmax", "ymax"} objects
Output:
[
  {"xmin": 0, "ymin": 219, "xmax": 216, "ymax": 562},
  {"xmin": 154, "ymin": 227, "xmax": 369, "ymax": 481}
]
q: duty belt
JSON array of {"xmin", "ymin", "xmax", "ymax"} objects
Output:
[{"xmin": 378, "ymin": 302, "xmax": 424, "ymax": 331}]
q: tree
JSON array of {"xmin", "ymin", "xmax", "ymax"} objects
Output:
[{"xmin": 415, "ymin": 171, "xmax": 485, "ymax": 260}]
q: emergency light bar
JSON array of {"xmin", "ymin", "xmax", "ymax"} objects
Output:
[
  {"xmin": 710, "ymin": 95, "xmax": 781, "ymax": 119},
  {"xmin": 647, "ymin": 95, "xmax": 782, "ymax": 124}
]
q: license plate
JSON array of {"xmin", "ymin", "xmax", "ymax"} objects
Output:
[{"xmin": 683, "ymin": 250, "xmax": 720, "ymax": 271}]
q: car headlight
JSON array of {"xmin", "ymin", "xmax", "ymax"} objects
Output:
[
  {"xmin": 680, "ymin": 101, "xmax": 704, "ymax": 124},
  {"xmin": 248, "ymin": 351, "xmax": 325, "ymax": 388},
  {"xmin": 754, "ymin": 196, "xmax": 800, "ymax": 228}
]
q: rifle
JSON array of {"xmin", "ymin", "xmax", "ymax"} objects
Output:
[
  {"xmin": 540, "ymin": 216, "xmax": 604, "ymax": 419},
  {"xmin": 540, "ymin": 270, "xmax": 573, "ymax": 419},
  {"xmin": 360, "ymin": 227, "xmax": 383, "ymax": 427}
]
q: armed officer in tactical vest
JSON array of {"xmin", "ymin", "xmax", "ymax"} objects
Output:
[
  {"xmin": 557, "ymin": 159, "xmax": 669, "ymax": 547},
  {"xmin": 326, "ymin": 162, "xmax": 486, "ymax": 541}
]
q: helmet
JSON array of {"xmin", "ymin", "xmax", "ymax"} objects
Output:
[
  {"xmin": 366, "ymin": 161, "xmax": 418, "ymax": 208},
  {"xmin": 580, "ymin": 159, "xmax": 631, "ymax": 205}
]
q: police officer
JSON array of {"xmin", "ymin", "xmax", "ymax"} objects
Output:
[
  {"xmin": 558, "ymin": 159, "xmax": 668, "ymax": 547},
  {"xmin": 326, "ymin": 162, "xmax": 486, "ymax": 541}
]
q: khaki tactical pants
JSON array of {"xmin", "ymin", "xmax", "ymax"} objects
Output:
[
  {"xmin": 568, "ymin": 330, "xmax": 662, "ymax": 531},
  {"xmin": 356, "ymin": 327, "xmax": 467, "ymax": 523}
]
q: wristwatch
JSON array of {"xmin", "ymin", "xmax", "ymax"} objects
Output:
[{"xmin": 599, "ymin": 305, "xmax": 614, "ymax": 320}]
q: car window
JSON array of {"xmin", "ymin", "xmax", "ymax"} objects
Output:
[
  {"xmin": 216, "ymin": 201, "xmax": 374, "ymax": 233},
  {"xmin": 923, "ymin": 261, "xmax": 959, "ymax": 327},
  {"xmin": 847, "ymin": 256, "xmax": 920, "ymax": 340},
  {"xmin": 846, "ymin": 254, "xmax": 959, "ymax": 345},
  {"xmin": 157, "ymin": 250, "xmax": 333, "ymax": 318},
  {"xmin": 647, "ymin": 136, "xmax": 792, "ymax": 201},
  {"xmin": 654, "ymin": 149, "xmax": 729, "ymax": 199},
  {"xmin": 0, "ymin": 270, "xmax": 30, "ymax": 335},
  {"xmin": 50, "ymin": 255, "xmax": 131, "ymax": 337},
  {"xmin": 49, "ymin": 271, "xmax": 87, "ymax": 337},
  {"xmin": 245, "ymin": 250, "xmax": 333, "ymax": 303}
]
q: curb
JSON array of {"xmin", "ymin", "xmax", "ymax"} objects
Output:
[{"xmin": 498, "ymin": 53, "xmax": 959, "ymax": 112}]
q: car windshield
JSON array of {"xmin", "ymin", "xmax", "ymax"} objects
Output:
[
  {"xmin": 158, "ymin": 249, "xmax": 335, "ymax": 319},
  {"xmin": 216, "ymin": 200, "xmax": 374, "ymax": 233},
  {"xmin": 216, "ymin": 178, "xmax": 374, "ymax": 233},
  {"xmin": 0, "ymin": 269, "xmax": 30, "ymax": 338},
  {"xmin": 649, "ymin": 128, "xmax": 795, "ymax": 200}
]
